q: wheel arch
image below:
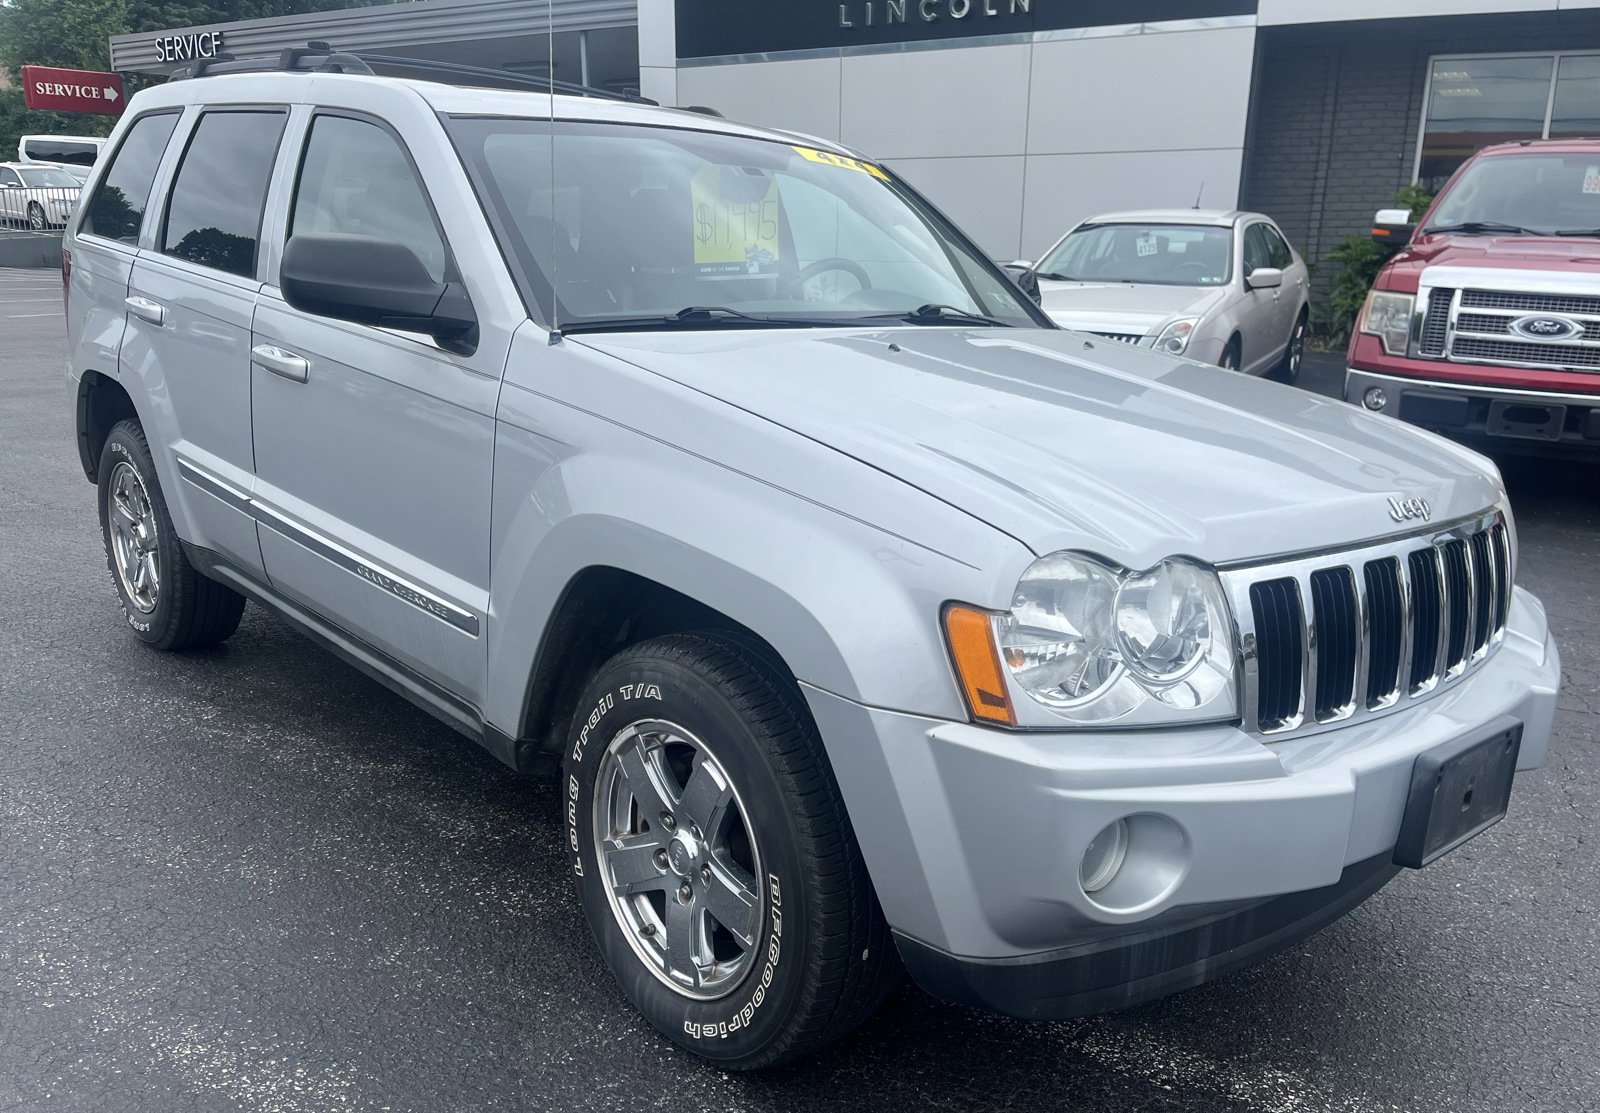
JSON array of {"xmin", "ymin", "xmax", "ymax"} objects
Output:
[
  {"xmin": 514, "ymin": 565, "xmax": 795, "ymax": 767},
  {"xmin": 75, "ymin": 370, "xmax": 139, "ymax": 482}
]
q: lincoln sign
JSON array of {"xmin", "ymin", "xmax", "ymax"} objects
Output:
[{"xmin": 21, "ymin": 65, "xmax": 125, "ymax": 115}]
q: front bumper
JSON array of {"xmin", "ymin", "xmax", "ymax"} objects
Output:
[
  {"xmin": 804, "ymin": 588, "xmax": 1559, "ymax": 1017},
  {"xmin": 1347, "ymin": 367, "xmax": 1600, "ymax": 454}
]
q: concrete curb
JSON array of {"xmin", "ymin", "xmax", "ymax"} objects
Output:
[{"xmin": 0, "ymin": 233, "xmax": 64, "ymax": 269}]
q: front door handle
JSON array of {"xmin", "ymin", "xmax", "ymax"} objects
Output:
[
  {"xmin": 125, "ymin": 296, "xmax": 165, "ymax": 326},
  {"xmin": 252, "ymin": 344, "xmax": 310, "ymax": 383}
]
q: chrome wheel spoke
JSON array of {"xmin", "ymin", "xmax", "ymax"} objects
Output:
[
  {"xmin": 676, "ymin": 756, "xmax": 734, "ymax": 836},
  {"xmin": 615, "ymin": 732, "xmax": 673, "ymax": 819},
  {"xmin": 141, "ymin": 551, "xmax": 160, "ymax": 595},
  {"xmin": 663, "ymin": 896, "xmax": 705, "ymax": 990},
  {"xmin": 602, "ymin": 832, "xmax": 669, "ymax": 894},
  {"xmin": 700, "ymin": 860, "xmax": 760, "ymax": 947}
]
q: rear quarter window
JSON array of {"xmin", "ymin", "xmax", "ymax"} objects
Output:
[{"xmin": 81, "ymin": 113, "xmax": 179, "ymax": 245}]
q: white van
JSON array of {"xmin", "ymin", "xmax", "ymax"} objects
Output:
[{"xmin": 18, "ymin": 134, "xmax": 108, "ymax": 183}]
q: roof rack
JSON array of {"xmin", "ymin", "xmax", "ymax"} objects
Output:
[{"xmin": 168, "ymin": 40, "xmax": 657, "ymax": 105}]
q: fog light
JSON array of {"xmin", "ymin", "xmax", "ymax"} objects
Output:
[
  {"xmin": 1363, "ymin": 387, "xmax": 1388, "ymax": 411},
  {"xmin": 1080, "ymin": 819, "xmax": 1130, "ymax": 894}
]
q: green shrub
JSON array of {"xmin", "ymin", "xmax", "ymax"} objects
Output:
[{"xmin": 1316, "ymin": 186, "xmax": 1435, "ymax": 345}]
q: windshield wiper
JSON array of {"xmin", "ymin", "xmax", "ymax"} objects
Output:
[
  {"xmin": 860, "ymin": 304, "xmax": 1013, "ymax": 328},
  {"xmin": 559, "ymin": 307, "xmax": 844, "ymax": 334},
  {"xmin": 1034, "ymin": 271, "xmax": 1075, "ymax": 281},
  {"xmin": 1551, "ymin": 228, "xmax": 1600, "ymax": 237},
  {"xmin": 1424, "ymin": 220, "xmax": 1538, "ymax": 236}
]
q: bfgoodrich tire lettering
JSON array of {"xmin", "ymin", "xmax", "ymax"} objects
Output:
[
  {"xmin": 564, "ymin": 633, "xmax": 899, "ymax": 1068},
  {"xmin": 96, "ymin": 420, "xmax": 246, "ymax": 650}
]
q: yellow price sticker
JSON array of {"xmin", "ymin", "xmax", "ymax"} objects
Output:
[{"xmin": 792, "ymin": 146, "xmax": 890, "ymax": 181}]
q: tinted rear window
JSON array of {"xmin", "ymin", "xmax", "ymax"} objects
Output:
[
  {"xmin": 161, "ymin": 111, "xmax": 287, "ymax": 278},
  {"xmin": 23, "ymin": 138, "xmax": 100, "ymax": 166},
  {"xmin": 82, "ymin": 114, "xmax": 179, "ymax": 245}
]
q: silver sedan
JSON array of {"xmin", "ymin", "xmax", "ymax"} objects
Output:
[{"xmin": 1018, "ymin": 209, "xmax": 1312, "ymax": 381}]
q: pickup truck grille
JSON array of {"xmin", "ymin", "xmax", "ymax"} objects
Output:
[
  {"xmin": 1220, "ymin": 512, "xmax": 1511, "ymax": 738},
  {"xmin": 1419, "ymin": 286, "xmax": 1600, "ymax": 371}
]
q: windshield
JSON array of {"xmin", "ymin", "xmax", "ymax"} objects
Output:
[
  {"xmin": 446, "ymin": 118, "xmax": 1045, "ymax": 330},
  {"xmin": 16, "ymin": 167, "xmax": 79, "ymax": 188},
  {"xmin": 1035, "ymin": 223, "xmax": 1234, "ymax": 287},
  {"xmin": 1426, "ymin": 153, "xmax": 1600, "ymax": 235}
]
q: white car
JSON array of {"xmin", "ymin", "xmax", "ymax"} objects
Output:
[
  {"xmin": 0, "ymin": 162, "xmax": 81, "ymax": 229},
  {"xmin": 1020, "ymin": 209, "xmax": 1312, "ymax": 381}
]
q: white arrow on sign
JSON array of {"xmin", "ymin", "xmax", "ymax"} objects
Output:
[{"xmin": 104, "ymin": 86, "xmax": 119, "ymax": 101}]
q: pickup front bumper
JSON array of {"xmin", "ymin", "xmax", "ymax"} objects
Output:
[
  {"xmin": 1346, "ymin": 367, "xmax": 1600, "ymax": 455},
  {"xmin": 804, "ymin": 588, "xmax": 1560, "ymax": 1019}
]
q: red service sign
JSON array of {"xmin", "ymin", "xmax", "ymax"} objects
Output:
[{"xmin": 21, "ymin": 65, "xmax": 126, "ymax": 115}]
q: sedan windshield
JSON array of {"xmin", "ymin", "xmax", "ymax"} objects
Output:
[
  {"xmin": 16, "ymin": 167, "xmax": 79, "ymax": 188},
  {"xmin": 1036, "ymin": 223, "xmax": 1234, "ymax": 287},
  {"xmin": 1425, "ymin": 153, "xmax": 1600, "ymax": 236},
  {"xmin": 447, "ymin": 118, "xmax": 1044, "ymax": 331}
]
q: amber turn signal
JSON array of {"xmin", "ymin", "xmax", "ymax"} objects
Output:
[{"xmin": 943, "ymin": 604, "xmax": 1016, "ymax": 726}]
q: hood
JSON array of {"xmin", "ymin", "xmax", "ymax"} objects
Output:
[
  {"xmin": 1037, "ymin": 281, "xmax": 1225, "ymax": 337},
  {"xmin": 574, "ymin": 327, "xmax": 1502, "ymax": 569},
  {"xmin": 1381, "ymin": 233, "xmax": 1600, "ymax": 291}
]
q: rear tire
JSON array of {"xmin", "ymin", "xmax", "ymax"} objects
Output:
[
  {"xmin": 96, "ymin": 420, "xmax": 246, "ymax": 650},
  {"xmin": 563, "ymin": 633, "xmax": 899, "ymax": 1068},
  {"xmin": 27, "ymin": 202, "xmax": 45, "ymax": 231}
]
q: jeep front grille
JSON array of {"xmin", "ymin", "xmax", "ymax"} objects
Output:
[{"xmin": 1220, "ymin": 513, "xmax": 1511, "ymax": 738}]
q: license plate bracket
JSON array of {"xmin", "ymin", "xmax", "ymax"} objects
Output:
[{"xmin": 1393, "ymin": 716, "xmax": 1522, "ymax": 870}]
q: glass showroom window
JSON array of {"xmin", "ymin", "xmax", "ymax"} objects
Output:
[{"xmin": 1417, "ymin": 53, "xmax": 1600, "ymax": 192}]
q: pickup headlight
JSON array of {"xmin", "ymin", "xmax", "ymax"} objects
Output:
[
  {"xmin": 1360, "ymin": 291, "xmax": 1415, "ymax": 357},
  {"xmin": 1153, "ymin": 317, "xmax": 1200, "ymax": 355},
  {"xmin": 945, "ymin": 553, "xmax": 1238, "ymax": 728}
]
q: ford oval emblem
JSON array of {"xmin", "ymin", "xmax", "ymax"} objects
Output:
[{"xmin": 1510, "ymin": 314, "xmax": 1580, "ymax": 341}]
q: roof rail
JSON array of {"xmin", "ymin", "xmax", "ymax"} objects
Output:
[{"xmin": 168, "ymin": 40, "xmax": 657, "ymax": 105}]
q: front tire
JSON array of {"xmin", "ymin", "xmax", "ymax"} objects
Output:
[
  {"xmin": 1276, "ymin": 310, "xmax": 1308, "ymax": 384},
  {"xmin": 96, "ymin": 420, "xmax": 246, "ymax": 650},
  {"xmin": 1219, "ymin": 336, "xmax": 1242, "ymax": 371},
  {"xmin": 563, "ymin": 633, "xmax": 899, "ymax": 1068}
]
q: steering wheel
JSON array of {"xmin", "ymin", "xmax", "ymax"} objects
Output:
[
  {"xmin": 788, "ymin": 258, "xmax": 873, "ymax": 301},
  {"xmin": 1172, "ymin": 260, "xmax": 1213, "ymax": 280}
]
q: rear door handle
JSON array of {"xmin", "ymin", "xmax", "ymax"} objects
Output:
[
  {"xmin": 125, "ymin": 296, "xmax": 165, "ymax": 326},
  {"xmin": 252, "ymin": 344, "xmax": 310, "ymax": 383}
]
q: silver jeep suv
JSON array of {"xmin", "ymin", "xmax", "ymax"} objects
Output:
[{"xmin": 64, "ymin": 53, "xmax": 1561, "ymax": 1069}]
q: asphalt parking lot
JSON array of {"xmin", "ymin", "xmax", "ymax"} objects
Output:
[{"xmin": 2, "ymin": 266, "xmax": 1597, "ymax": 1112}]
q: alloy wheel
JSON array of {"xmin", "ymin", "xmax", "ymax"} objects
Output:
[
  {"xmin": 592, "ymin": 719, "xmax": 764, "ymax": 1000},
  {"xmin": 108, "ymin": 461, "xmax": 161, "ymax": 613}
]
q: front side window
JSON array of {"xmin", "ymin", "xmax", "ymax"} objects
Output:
[
  {"xmin": 448, "ymin": 117, "xmax": 1043, "ymax": 330},
  {"xmin": 289, "ymin": 114, "xmax": 449, "ymax": 283},
  {"xmin": 82, "ymin": 112, "xmax": 178, "ymax": 244},
  {"xmin": 162, "ymin": 110, "xmax": 287, "ymax": 278},
  {"xmin": 1037, "ymin": 223, "xmax": 1234, "ymax": 288},
  {"xmin": 1425, "ymin": 153, "xmax": 1600, "ymax": 236}
]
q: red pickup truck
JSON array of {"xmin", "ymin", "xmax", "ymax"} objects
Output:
[{"xmin": 1346, "ymin": 139, "xmax": 1600, "ymax": 458}]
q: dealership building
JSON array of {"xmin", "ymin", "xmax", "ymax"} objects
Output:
[{"xmin": 112, "ymin": 0, "xmax": 1600, "ymax": 279}]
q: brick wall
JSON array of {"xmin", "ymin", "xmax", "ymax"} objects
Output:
[{"xmin": 1243, "ymin": 10, "xmax": 1600, "ymax": 316}]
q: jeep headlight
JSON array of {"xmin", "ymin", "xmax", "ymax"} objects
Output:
[
  {"xmin": 946, "ymin": 553, "xmax": 1237, "ymax": 727},
  {"xmin": 1360, "ymin": 291, "xmax": 1415, "ymax": 357},
  {"xmin": 1153, "ymin": 317, "xmax": 1201, "ymax": 355}
]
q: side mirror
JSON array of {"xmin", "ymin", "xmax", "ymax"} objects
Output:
[
  {"xmin": 1371, "ymin": 208, "xmax": 1417, "ymax": 249},
  {"xmin": 280, "ymin": 234, "xmax": 477, "ymax": 353},
  {"xmin": 1000, "ymin": 262, "xmax": 1041, "ymax": 304},
  {"xmin": 1246, "ymin": 267, "xmax": 1283, "ymax": 291}
]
